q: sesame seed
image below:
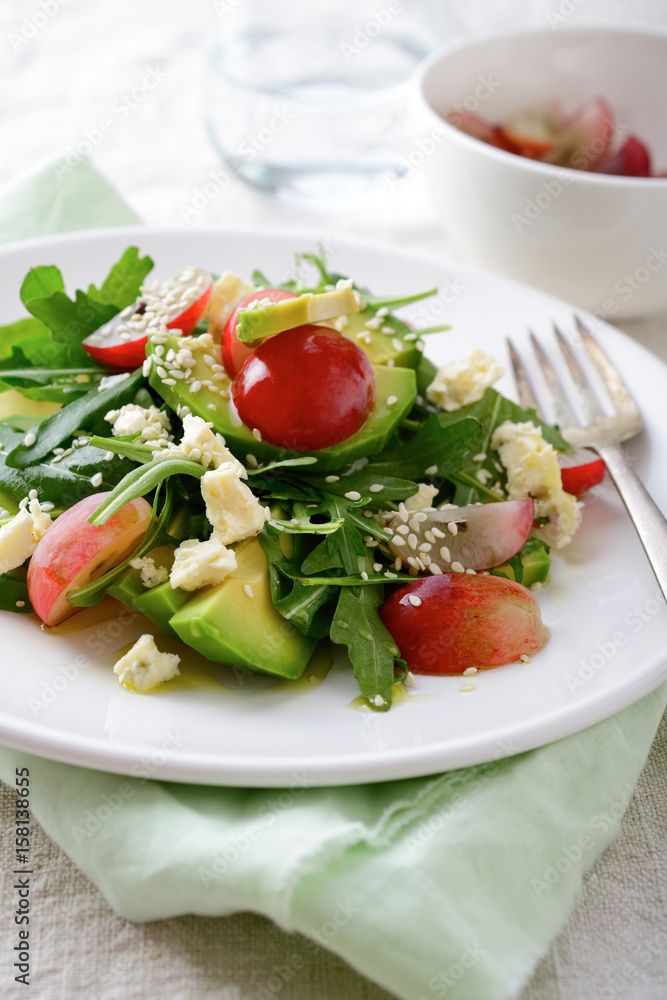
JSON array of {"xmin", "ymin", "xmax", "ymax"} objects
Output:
[
  {"xmin": 451, "ymin": 561, "xmax": 465, "ymax": 573},
  {"xmin": 447, "ymin": 522, "xmax": 458, "ymax": 535},
  {"xmin": 431, "ymin": 527, "xmax": 445, "ymax": 538},
  {"xmin": 384, "ymin": 570, "xmax": 397, "ymax": 579},
  {"xmin": 463, "ymin": 667, "xmax": 478, "ymax": 676},
  {"xmin": 472, "ymin": 453, "xmax": 487, "ymax": 462},
  {"xmin": 372, "ymin": 563, "xmax": 382, "ymax": 573},
  {"xmin": 425, "ymin": 465, "xmax": 438, "ymax": 476},
  {"xmin": 190, "ymin": 381, "xmax": 202, "ymax": 393},
  {"xmin": 360, "ymin": 571, "xmax": 369, "ymax": 581},
  {"xmin": 519, "ymin": 654, "xmax": 532, "ymax": 663},
  {"xmin": 243, "ymin": 584, "xmax": 254, "ymax": 598},
  {"xmin": 392, "ymin": 338, "xmax": 403, "ymax": 352},
  {"xmin": 345, "ymin": 491, "xmax": 361, "ymax": 501},
  {"xmin": 374, "ymin": 694, "xmax": 385, "ymax": 707},
  {"xmin": 460, "ymin": 684, "xmax": 477, "ymax": 693},
  {"xmin": 407, "ymin": 533, "xmax": 418, "ymax": 550},
  {"xmin": 325, "ymin": 475, "xmax": 339, "ymax": 483},
  {"xmin": 376, "ymin": 307, "xmax": 388, "ymax": 318},
  {"xmin": 15, "ymin": 599, "xmax": 25, "ymax": 607},
  {"xmin": 424, "ymin": 530, "xmax": 436, "ymax": 543},
  {"xmin": 369, "ymin": 484, "xmax": 384, "ymax": 493},
  {"xmin": 404, "ymin": 332, "xmax": 417, "ymax": 342},
  {"xmin": 23, "ymin": 432, "xmax": 36, "ymax": 447},
  {"xmin": 252, "ymin": 428, "xmax": 262, "ymax": 441},
  {"xmin": 381, "ymin": 325, "xmax": 394, "ymax": 334},
  {"xmin": 416, "ymin": 341, "xmax": 425, "ymax": 352},
  {"xmin": 415, "ymin": 512, "xmax": 428, "ymax": 522},
  {"xmin": 157, "ymin": 366, "xmax": 168, "ymax": 378},
  {"xmin": 163, "ymin": 378, "xmax": 176, "ymax": 386},
  {"xmin": 246, "ymin": 454, "xmax": 259, "ymax": 468},
  {"xmin": 406, "ymin": 671, "xmax": 415, "ymax": 687},
  {"xmin": 439, "ymin": 546, "xmax": 451, "ymax": 562},
  {"xmin": 418, "ymin": 542, "xmax": 432, "ymax": 553},
  {"xmin": 407, "ymin": 594, "xmax": 422, "ymax": 607},
  {"xmin": 391, "ymin": 536, "xmax": 405, "ymax": 546},
  {"xmin": 429, "ymin": 564, "xmax": 443, "ymax": 575},
  {"xmin": 104, "ymin": 451, "xmax": 115, "ymax": 462},
  {"xmin": 90, "ymin": 473, "xmax": 103, "ymax": 487},
  {"xmin": 142, "ymin": 357, "xmax": 152, "ymax": 377},
  {"xmin": 465, "ymin": 568, "xmax": 476, "ymax": 575},
  {"xmin": 386, "ymin": 395, "xmax": 398, "ymax": 406},
  {"xmin": 28, "ymin": 489, "xmax": 38, "ymax": 500},
  {"xmin": 408, "ymin": 517, "xmax": 421, "ymax": 533}
]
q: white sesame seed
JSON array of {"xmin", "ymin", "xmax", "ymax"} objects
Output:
[
  {"xmin": 406, "ymin": 671, "xmax": 415, "ymax": 687},
  {"xmin": 243, "ymin": 584, "xmax": 254, "ymax": 598},
  {"xmin": 429, "ymin": 564, "xmax": 443, "ymax": 575},
  {"xmin": 396, "ymin": 524, "xmax": 409, "ymax": 535},
  {"xmin": 360, "ymin": 571, "xmax": 369, "ymax": 581},
  {"xmin": 418, "ymin": 542, "xmax": 432, "ymax": 553},
  {"xmin": 392, "ymin": 338, "xmax": 403, "ymax": 352},
  {"xmin": 439, "ymin": 546, "xmax": 451, "ymax": 562},
  {"xmin": 345, "ymin": 491, "xmax": 361, "ymax": 501},
  {"xmin": 407, "ymin": 533, "xmax": 418, "ymax": 550},
  {"xmin": 325, "ymin": 475, "xmax": 339, "ymax": 483},
  {"xmin": 246, "ymin": 454, "xmax": 259, "ymax": 468},
  {"xmin": 519, "ymin": 654, "xmax": 532, "ymax": 663},
  {"xmin": 460, "ymin": 684, "xmax": 477, "ymax": 693},
  {"xmin": 104, "ymin": 451, "xmax": 115, "ymax": 462},
  {"xmin": 252, "ymin": 428, "xmax": 262, "ymax": 441},
  {"xmin": 425, "ymin": 465, "xmax": 438, "ymax": 476},
  {"xmin": 376, "ymin": 307, "xmax": 389, "ymax": 318},
  {"xmin": 472, "ymin": 453, "xmax": 487, "ymax": 463},
  {"xmin": 386, "ymin": 395, "xmax": 398, "ymax": 406},
  {"xmin": 384, "ymin": 570, "xmax": 397, "ymax": 579},
  {"xmin": 407, "ymin": 594, "xmax": 422, "ymax": 607},
  {"xmin": 463, "ymin": 667, "xmax": 478, "ymax": 676},
  {"xmin": 466, "ymin": 568, "xmax": 476, "ymax": 575},
  {"xmin": 415, "ymin": 512, "xmax": 428, "ymax": 523},
  {"xmin": 424, "ymin": 530, "xmax": 436, "ymax": 544},
  {"xmin": 369, "ymin": 484, "xmax": 384, "ymax": 493},
  {"xmin": 447, "ymin": 522, "xmax": 458, "ymax": 535},
  {"xmin": 431, "ymin": 527, "xmax": 445, "ymax": 539},
  {"xmin": 163, "ymin": 378, "xmax": 176, "ymax": 386},
  {"xmin": 28, "ymin": 489, "xmax": 38, "ymax": 500},
  {"xmin": 451, "ymin": 561, "xmax": 465, "ymax": 573},
  {"xmin": 23, "ymin": 432, "xmax": 36, "ymax": 447},
  {"xmin": 391, "ymin": 536, "xmax": 405, "ymax": 546},
  {"xmin": 90, "ymin": 473, "xmax": 103, "ymax": 487},
  {"xmin": 16, "ymin": 599, "xmax": 25, "ymax": 608}
]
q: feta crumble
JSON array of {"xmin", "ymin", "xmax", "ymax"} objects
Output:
[
  {"xmin": 155, "ymin": 414, "xmax": 245, "ymax": 475},
  {"xmin": 129, "ymin": 555, "xmax": 169, "ymax": 589},
  {"xmin": 105, "ymin": 404, "xmax": 173, "ymax": 449},
  {"xmin": 491, "ymin": 420, "xmax": 582, "ymax": 548},
  {"xmin": 0, "ymin": 498, "xmax": 52, "ymax": 574},
  {"xmin": 113, "ymin": 634, "xmax": 180, "ymax": 692},
  {"xmin": 404, "ymin": 483, "xmax": 439, "ymax": 511},
  {"xmin": 169, "ymin": 536, "xmax": 237, "ymax": 592},
  {"xmin": 200, "ymin": 464, "xmax": 267, "ymax": 544},
  {"xmin": 97, "ymin": 372, "xmax": 131, "ymax": 392},
  {"xmin": 426, "ymin": 349, "xmax": 504, "ymax": 411}
]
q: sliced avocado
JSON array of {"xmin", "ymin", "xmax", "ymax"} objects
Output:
[
  {"xmin": 107, "ymin": 545, "xmax": 175, "ymax": 606},
  {"xmin": 236, "ymin": 288, "xmax": 361, "ymax": 343},
  {"xmin": 133, "ymin": 581, "xmax": 190, "ymax": 639},
  {"xmin": 341, "ymin": 309, "xmax": 421, "ymax": 369},
  {"xmin": 170, "ymin": 539, "xmax": 317, "ymax": 679},
  {"xmin": 148, "ymin": 334, "xmax": 416, "ymax": 472},
  {"xmin": 491, "ymin": 543, "xmax": 551, "ymax": 589}
]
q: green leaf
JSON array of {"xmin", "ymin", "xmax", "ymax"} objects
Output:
[
  {"xmin": 20, "ymin": 266, "xmax": 65, "ymax": 304},
  {"xmin": 258, "ymin": 533, "xmax": 338, "ymax": 637},
  {"xmin": 306, "ymin": 468, "xmax": 417, "ymax": 506},
  {"xmin": 89, "ymin": 435, "xmax": 155, "ymax": 464},
  {"xmin": 87, "ymin": 456, "xmax": 205, "ymax": 526},
  {"xmin": 87, "ymin": 247, "xmax": 154, "ymax": 309},
  {"xmin": 247, "ymin": 456, "xmax": 317, "ymax": 476},
  {"xmin": 330, "ymin": 583, "xmax": 399, "ymax": 710},
  {"xmin": 25, "ymin": 289, "xmax": 117, "ymax": 364},
  {"xmin": 368, "ymin": 413, "xmax": 481, "ymax": 483},
  {"xmin": 0, "ymin": 569, "xmax": 32, "ymax": 614},
  {"xmin": 4, "ymin": 368, "xmax": 145, "ymax": 469},
  {"xmin": 0, "ymin": 363, "xmax": 115, "ymax": 402}
]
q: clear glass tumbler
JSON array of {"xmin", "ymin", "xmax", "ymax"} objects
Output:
[{"xmin": 205, "ymin": 0, "xmax": 446, "ymax": 202}]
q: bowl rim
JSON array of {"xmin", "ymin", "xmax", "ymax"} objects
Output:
[{"xmin": 414, "ymin": 23, "xmax": 667, "ymax": 188}]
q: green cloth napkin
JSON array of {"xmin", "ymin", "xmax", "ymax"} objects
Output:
[{"xmin": 1, "ymin": 156, "xmax": 666, "ymax": 1000}]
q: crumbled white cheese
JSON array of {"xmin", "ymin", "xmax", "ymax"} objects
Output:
[
  {"xmin": 155, "ymin": 414, "xmax": 246, "ymax": 475},
  {"xmin": 104, "ymin": 404, "xmax": 173, "ymax": 449},
  {"xmin": 0, "ymin": 498, "xmax": 52, "ymax": 574},
  {"xmin": 97, "ymin": 372, "xmax": 132, "ymax": 392},
  {"xmin": 200, "ymin": 464, "xmax": 267, "ymax": 544},
  {"xmin": 404, "ymin": 483, "xmax": 439, "ymax": 511},
  {"xmin": 113, "ymin": 634, "xmax": 180, "ymax": 692},
  {"xmin": 169, "ymin": 535, "xmax": 237, "ymax": 591},
  {"xmin": 427, "ymin": 349, "xmax": 504, "ymax": 411},
  {"xmin": 129, "ymin": 555, "xmax": 169, "ymax": 589},
  {"xmin": 208, "ymin": 272, "xmax": 257, "ymax": 335},
  {"xmin": 491, "ymin": 420, "xmax": 582, "ymax": 548}
]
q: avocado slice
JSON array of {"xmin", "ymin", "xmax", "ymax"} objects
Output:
[
  {"xmin": 341, "ymin": 309, "xmax": 421, "ymax": 369},
  {"xmin": 491, "ymin": 543, "xmax": 551, "ymax": 589},
  {"xmin": 133, "ymin": 581, "xmax": 190, "ymax": 639},
  {"xmin": 148, "ymin": 334, "xmax": 416, "ymax": 472},
  {"xmin": 169, "ymin": 539, "xmax": 317, "ymax": 679},
  {"xmin": 236, "ymin": 288, "xmax": 361, "ymax": 343},
  {"xmin": 106, "ymin": 545, "xmax": 176, "ymax": 607}
]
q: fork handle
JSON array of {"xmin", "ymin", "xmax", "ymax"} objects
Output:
[{"xmin": 597, "ymin": 443, "xmax": 667, "ymax": 602}]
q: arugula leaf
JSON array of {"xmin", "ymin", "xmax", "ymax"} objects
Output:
[
  {"xmin": 367, "ymin": 414, "xmax": 480, "ymax": 484},
  {"xmin": 89, "ymin": 435, "xmax": 155, "ymax": 463},
  {"xmin": 330, "ymin": 582, "xmax": 399, "ymax": 710},
  {"xmin": 259, "ymin": 533, "xmax": 337, "ymax": 637},
  {"xmin": 306, "ymin": 468, "xmax": 417, "ymax": 507},
  {"xmin": 20, "ymin": 266, "xmax": 65, "ymax": 304},
  {"xmin": 5, "ymin": 368, "xmax": 144, "ymax": 469},
  {"xmin": 87, "ymin": 456, "xmax": 205, "ymax": 526},
  {"xmin": 87, "ymin": 247, "xmax": 153, "ymax": 309},
  {"xmin": 438, "ymin": 388, "xmax": 573, "ymax": 505},
  {"xmin": 0, "ymin": 361, "xmax": 114, "ymax": 402},
  {"xmin": 0, "ymin": 569, "xmax": 32, "ymax": 614},
  {"xmin": 24, "ymin": 290, "xmax": 117, "ymax": 365},
  {"xmin": 0, "ymin": 425, "xmax": 135, "ymax": 509}
]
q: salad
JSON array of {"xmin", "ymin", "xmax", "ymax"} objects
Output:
[
  {"xmin": 448, "ymin": 97, "xmax": 665, "ymax": 178},
  {"xmin": 0, "ymin": 247, "xmax": 603, "ymax": 710}
]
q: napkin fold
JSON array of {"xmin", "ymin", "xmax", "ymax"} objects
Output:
[{"xmin": 0, "ymin": 155, "xmax": 665, "ymax": 1000}]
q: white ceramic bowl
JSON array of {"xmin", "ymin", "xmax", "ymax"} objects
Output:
[{"xmin": 415, "ymin": 27, "xmax": 667, "ymax": 319}]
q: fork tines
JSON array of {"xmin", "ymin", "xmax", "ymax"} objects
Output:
[{"xmin": 507, "ymin": 316, "xmax": 641, "ymax": 448}]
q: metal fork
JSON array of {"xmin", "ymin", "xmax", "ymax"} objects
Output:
[{"xmin": 507, "ymin": 315, "xmax": 667, "ymax": 600}]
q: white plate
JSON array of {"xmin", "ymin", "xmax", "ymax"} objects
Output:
[{"xmin": 0, "ymin": 225, "xmax": 666, "ymax": 787}]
